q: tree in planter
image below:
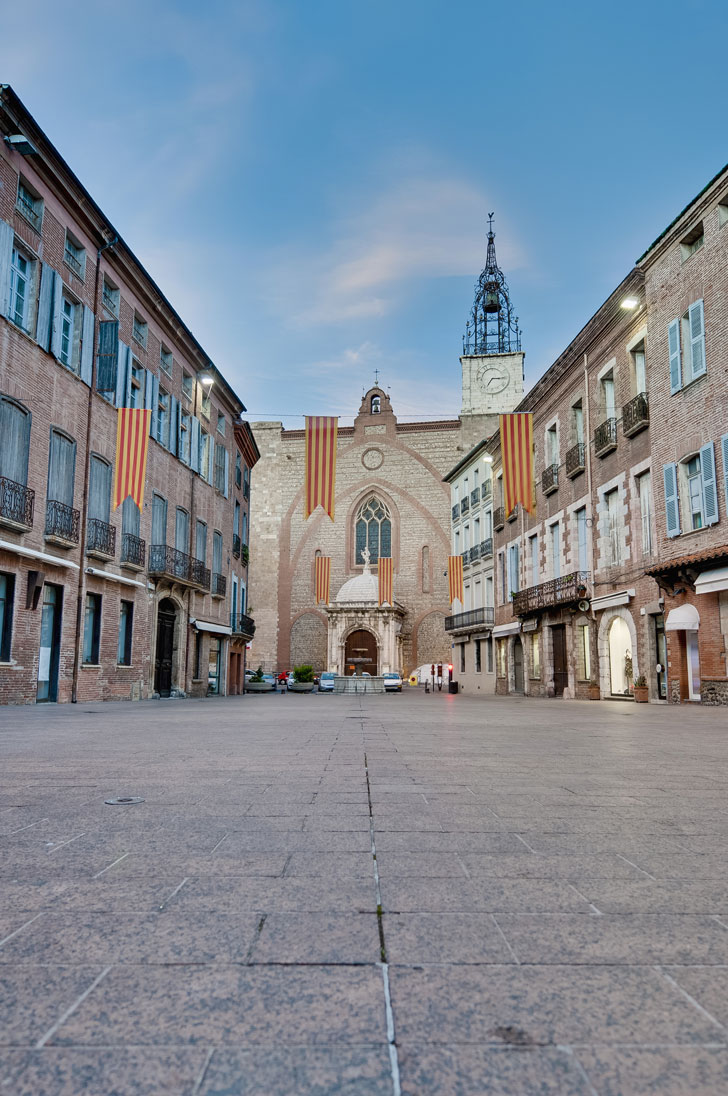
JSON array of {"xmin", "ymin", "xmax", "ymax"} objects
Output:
[
  {"xmin": 250, "ymin": 665, "xmax": 264, "ymax": 683},
  {"xmin": 293, "ymin": 664, "xmax": 314, "ymax": 683}
]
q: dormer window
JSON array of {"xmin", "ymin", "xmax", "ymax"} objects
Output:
[{"xmin": 371, "ymin": 395, "xmax": 381, "ymax": 414}]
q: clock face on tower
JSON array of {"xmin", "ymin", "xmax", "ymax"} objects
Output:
[{"xmin": 477, "ymin": 366, "xmax": 510, "ymax": 395}]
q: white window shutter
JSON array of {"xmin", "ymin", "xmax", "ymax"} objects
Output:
[
  {"xmin": 663, "ymin": 462, "xmax": 680, "ymax": 537},
  {"xmin": 80, "ymin": 306, "xmax": 94, "ymax": 386},
  {"xmin": 0, "ymin": 219, "xmax": 13, "ymax": 318},
  {"xmin": 223, "ymin": 447, "xmax": 229, "ymax": 497},
  {"xmin": 190, "ymin": 417, "xmax": 201, "ymax": 473},
  {"xmin": 115, "ymin": 342, "xmax": 129, "ymax": 408},
  {"xmin": 36, "ymin": 262, "xmax": 54, "ymax": 351},
  {"xmin": 50, "ymin": 271, "xmax": 64, "ymax": 359},
  {"xmin": 688, "ymin": 299, "xmax": 706, "ymax": 380},
  {"xmin": 668, "ymin": 319, "xmax": 681, "ymax": 394},
  {"xmin": 722, "ymin": 434, "xmax": 728, "ymax": 518},
  {"xmin": 700, "ymin": 442, "xmax": 719, "ymax": 526}
]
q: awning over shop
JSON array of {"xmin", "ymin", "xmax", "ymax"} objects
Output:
[
  {"xmin": 695, "ymin": 567, "xmax": 728, "ymax": 596},
  {"xmin": 191, "ymin": 619, "xmax": 232, "ymax": 636},
  {"xmin": 665, "ymin": 604, "xmax": 700, "ymax": 632},
  {"xmin": 492, "ymin": 622, "xmax": 521, "ymax": 637},
  {"xmin": 591, "ymin": 589, "xmax": 635, "ymax": 610}
]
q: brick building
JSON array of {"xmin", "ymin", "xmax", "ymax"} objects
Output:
[{"xmin": 0, "ymin": 86, "xmax": 257, "ymax": 705}]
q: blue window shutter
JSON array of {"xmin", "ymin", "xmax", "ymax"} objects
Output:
[
  {"xmin": 146, "ymin": 372, "xmax": 159, "ymax": 438},
  {"xmin": 169, "ymin": 396, "xmax": 179, "ymax": 457},
  {"xmin": 190, "ymin": 417, "xmax": 201, "ymax": 473},
  {"xmin": 722, "ymin": 434, "xmax": 728, "ymax": 518},
  {"xmin": 80, "ymin": 307, "xmax": 94, "ymax": 386},
  {"xmin": 208, "ymin": 437, "xmax": 215, "ymax": 484},
  {"xmin": 50, "ymin": 271, "xmax": 64, "ymax": 359},
  {"xmin": 689, "ymin": 299, "xmax": 706, "ymax": 380},
  {"xmin": 223, "ymin": 447, "xmax": 229, "ymax": 497},
  {"xmin": 97, "ymin": 320, "xmax": 119, "ymax": 395},
  {"xmin": 700, "ymin": 442, "xmax": 719, "ymax": 526},
  {"xmin": 36, "ymin": 262, "xmax": 54, "ymax": 351},
  {"xmin": 0, "ymin": 219, "xmax": 13, "ymax": 318},
  {"xmin": 663, "ymin": 462, "xmax": 680, "ymax": 537},
  {"xmin": 668, "ymin": 319, "xmax": 681, "ymax": 394},
  {"xmin": 115, "ymin": 342, "xmax": 129, "ymax": 407}
]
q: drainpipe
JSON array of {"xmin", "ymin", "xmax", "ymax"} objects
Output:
[
  {"xmin": 182, "ymin": 377, "xmax": 200, "ymax": 692},
  {"xmin": 71, "ymin": 235, "xmax": 117, "ymax": 703}
]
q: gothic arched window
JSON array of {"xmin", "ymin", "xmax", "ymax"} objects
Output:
[{"xmin": 355, "ymin": 496, "xmax": 391, "ymax": 564}]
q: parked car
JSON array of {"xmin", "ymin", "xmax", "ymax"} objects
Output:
[
  {"xmin": 262, "ymin": 674, "xmax": 277, "ymax": 689},
  {"xmin": 383, "ymin": 672, "xmax": 403, "ymax": 692},
  {"xmin": 286, "ymin": 673, "xmax": 295, "ymax": 690},
  {"xmin": 318, "ymin": 672, "xmax": 336, "ymax": 692}
]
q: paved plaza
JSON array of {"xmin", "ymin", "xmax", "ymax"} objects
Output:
[{"xmin": 1, "ymin": 691, "xmax": 728, "ymax": 1094}]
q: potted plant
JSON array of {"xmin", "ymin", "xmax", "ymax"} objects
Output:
[
  {"xmin": 588, "ymin": 680, "xmax": 601, "ymax": 701},
  {"xmin": 246, "ymin": 666, "xmax": 274, "ymax": 693},
  {"xmin": 633, "ymin": 674, "xmax": 648, "ymax": 703},
  {"xmin": 290, "ymin": 664, "xmax": 315, "ymax": 693}
]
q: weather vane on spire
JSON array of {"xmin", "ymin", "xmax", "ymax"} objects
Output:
[{"xmin": 374, "ymin": 368, "xmax": 380, "ymax": 386}]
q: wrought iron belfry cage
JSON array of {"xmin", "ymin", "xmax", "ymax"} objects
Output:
[{"xmin": 462, "ymin": 215, "xmax": 521, "ymax": 355}]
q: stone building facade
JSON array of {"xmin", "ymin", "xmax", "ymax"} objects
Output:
[{"xmin": 0, "ymin": 86, "xmax": 256, "ymax": 705}]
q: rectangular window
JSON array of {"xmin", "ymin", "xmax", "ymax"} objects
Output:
[
  {"xmin": 102, "ymin": 277, "xmax": 119, "ymax": 317},
  {"xmin": 576, "ymin": 507, "xmax": 588, "ymax": 571},
  {"xmin": 10, "ymin": 246, "xmax": 32, "ymax": 330},
  {"xmin": 214, "ymin": 442, "xmax": 226, "ymax": 493},
  {"xmin": 605, "ymin": 488, "xmax": 621, "ymax": 565},
  {"xmin": 460, "ymin": 643, "xmax": 466, "ymax": 673},
  {"xmin": 680, "ymin": 222, "xmax": 704, "ymax": 261},
  {"xmin": 47, "ymin": 429, "xmax": 76, "ymax": 510},
  {"xmin": 631, "ymin": 341, "xmax": 646, "ymax": 394},
  {"xmin": 175, "ymin": 507, "xmax": 189, "ymax": 553},
  {"xmin": 59, "ymin": 296, "xmax": 77, "ymax": 369},
  {"xmin": 550, "ymin": 522, "xmax": 561, "ymax": 579},
  {"xmin": 199, "ymin": 432, "xmax": 211, "ymax": 481},
  {"xmin": 157, "ymin": 388, "xmax": 170, "ymax": 448},
  {"xmin": 685, "ymin": 456, "xmax": 703, "ymax": 530},
  {"xmin": 486, "ymin": 636, "xmax": 494, "ymax": 673},
  {"xmin": 217, "ymin": 413, "xmax": 226, "ymax": 436},
  {"xmin": 195, "ymin": 519, "xmax": 207, "ymax": 564},
  {"xmin": 64, "ymin": 232, "xmax": 85, "ymax": 279},
  {"xmin": 463, "ymin": 524, "xmax": 470, "ymax": 551},
  {"xmin": 572, "ymin": 401, "xmax": 584, "ymax": 444},
  {"xmin": 485, "ymin": 575, "xmax": 493, "ymax": 608},
  {"xmin": 578, "ymin": 623, "xmax": 591, "ymax": 680},
  {"xmin": 464, "ymin": 583, "xmax": 471, "ymax": 611},
  {"xmin": 182, "ymin": 373, "xmax": 193, "ymax": 401},
  {"xmin": 601, "ymin": 373, "xmax": 616, "ymax": 420},
  {"xmin": 483, "ymin": 509, "xmax": 492, "ymax": 539},
  {"xmin": 0, "ymin": 396, "xmax": 31, "ymax": 486},
  {"xmin": 130, "ymin": 360, "xmax": 145, "ymax": 408},
  {"xmin": 117, "ymin": 600, "xmax": 133, "ymax": 665},
  {"xmin": 160, "ymin": 346, "xmax": 173, "ymax": 375},
  {"xmin": 508, "ymin": 543, "xmax": 519, "ymax": 598},
  {"xmin": 16, "ymin": 178, "xmax": 43, "ymax": 231},
  {"xmin": 474, "ymin": 578, "xmax": 481, "ymax": 608},
  {"xmin": 475, "ymin": 639, "xmax": 481, "ymax": 673},
  {"xmin": 0, "ymin": 572, "xmax": 15, "ymax": 661},
  {"xmin": 121, "ymin": 496, "xmax": 140, "ymax": 537},
  {"xmin": 531, "ymin": 634, "xmax": 540, "ymax": 678},
  {"xmin": 151, "ymin": 493, "xmax": 167, "ymax": 546},
  {"xmin": 547, "ymin": 425, "xmax": 558, "ymax": 466},
  {"xmin": 499, "ymin": 552, "xmax": 507, "ymax": 604},
  {"xmin": 529, "ymin": 534, "xmax": 538, "ymax": 583},
  {"xmin": 83, "ymin": 593, "xmax": 101, "ymax": 664},
  {"xmin": 213, "ymin": 530, "xmax": 223, "ymax": 575},
  {"xmin": 132, "ymin": 313, "xmax": 148, "ymax": 348},
  {"xmin": 201, "ymin": 389, "xmax": 211, "ymax": 419},
  {"xmin": 179, "ymin": 411, "xmax": 191, "ymax": 464},
  {"xmin": 88, "ymin": 456, "xmax": 111, "ymax": 523},
  {"xmin": 637, "ymin": 471, "xmax": 652, "ymax": 554},
  {"xmin": 235, "ymin": 452, "xmax": 242, "ymax": 488}
]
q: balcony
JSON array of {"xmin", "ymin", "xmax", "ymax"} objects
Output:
[
  {"xmin": 542, "ymin": 463, "xmax": 559, "ymax": 495},
  {"xmin": 622, "ymin": 392, "xmax": 649, "ymax": 438},
  {"xmin": 566, "ymin": 442, "xmax": 585, "ymax": 478},
  {"xmin": 445, "ymin": 606, "xmax": 495, "ymax": 632},
  {"xmin": 594, "ymin": 417, "xmax": 618, "ymax": 458},
  {"xmin": 460, "ymin": 496, "xmax": 470, "ymax": 514},
  {"xmin": 211, "ymin": 572, "xmax": 227, "ymax": 598},
  {"xmin": 451, "ymin": 503, "xmax": 460, "ymax": 521},
  {"xmin": 232, "ymin": 534, "xmax": 241, "ymax": 559},
  {"xmin": 480, "ymin": 537, "xmax": 493, "ymax": 559},
  {"xmin": 191, "ymin": 558, "xmax": 211, "ymax": 591},
  {"xmin": 469, "ymin": 545, "xmax": 479, "ymax": 563},
  {"xmin": 0, "ymin": 477, "xmax": 34, "ymax": 531},
  {"xmin": 45, "ymin": 500, "xmax": 79, "ymax": 546},
  {"xmin": 149, "ymin": 544, "xmax": 207, "ymax": 588},
  {"xmin": 481, "ymin": 481, "xmax": 492, "ymax": 501},
  {"xmin": 493, "ymin": 506, "xmax": 505, "ymax": 531},
  {"xmin": 120, "ymin": 533, "xmax": 145, "ymax": 570},
  {"xmin": 461, "ymin": 549, "xmax": 470, "ymax": 568},
  {"xmin": 231, "ymin": 613, "xmax": 256, "ymax": 638},
  {"xmin": 512, "ymin": 571, "xmax": 590, "ymax": 617},
  {"xmin": 86, "ymin": 518, "xmax": 116, "ymax": 559},
  {"xmin": 471, "ymin": 489, "xmax": 480, "ymax": 506}
]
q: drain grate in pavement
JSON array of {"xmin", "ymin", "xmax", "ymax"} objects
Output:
[{"xmin": 104, "ymin": 796, "xmax": 145, "ymax": 805}]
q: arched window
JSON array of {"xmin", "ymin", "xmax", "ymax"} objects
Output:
[
  {"xmin": 355, "ymin": 497, "xmax": 391, "ymax": 564},
  {"xmin": 371, "ymin": 395, "xmax": 381, "ymax": 414}
]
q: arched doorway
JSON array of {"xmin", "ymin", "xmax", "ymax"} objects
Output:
[
  {"xmin": 155, "ymin": 598, "xmax": 177, "ymax": 697},
  {"xmin": 344, "ymin": 629, "xmax": 378, "ymax": 676},
  {"xmin": 608, "ymin": 616, "xmax": 632, "ymax": 696},
  {"xmin": 513, "ymin": 636, "xmax": 524, "ymax": 694}
]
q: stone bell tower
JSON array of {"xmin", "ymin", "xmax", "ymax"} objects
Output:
[{"xmin": 460, "ymin": 215, "xmax": 525, "ymax": 448}]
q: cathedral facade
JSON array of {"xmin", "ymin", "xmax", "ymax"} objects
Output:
[{"xmin": 247, "ymin": 235, "xmax": 524, "ymax": 676}]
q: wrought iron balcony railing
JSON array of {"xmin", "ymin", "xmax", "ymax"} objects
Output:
[
  {"xmin": 149, "ymin": 544, "xmax": 194, "ymax": 584},
  {"xmin": 481, "ymin": 481, "xmax": 492, "ymax": 501},
  {"xmin": 0, "ymin": 476, "xmax": 34, "ymax": 529},
  {"xmin": 45, "ymin": 499, "xmax": 79, "ymax": 544},
  {"xmin": 16, "ymin": 193, "xmax": 42, "ymax": 231},
  {"xmin": 211, "ymin": 572, "xmax": 227, "ymax": 597},
  {"xmin": 622, "ymin": 392, "xmax": 649, "ymax": 437},
  {"xmin": 451, "ymin": 503, "xmax": 460, "ymax": 521},
  {"xmin": 594, "ymin": 417, "xmax": 618, "ymax": 457},
  {"xmin": 480, "ymin": 537, "xmax": 493, "ymax": 559},
  {"xmin": 460, "ymin": 495, "xmax": 470, "ymax": 514},
  {"xmin": 542, "ymin": 463, "xmax": 559, "ymax": 495},
  {"xmin": 64, "ymin": 247, "xmax": 83, "ymax": 277},
  {"xmin": 86, "ymin": 518, "xmax": 116, "ymax": 558},
  {"xmin": 471, "ymin": 489, "xmax": 480, "ymax": 506},
  {"xmin": 493, "ymin": 506, "xmax": 505, "ymax": 530},
  {"xmin": 191, "ymin": 558, "xmax": 211, "ymax": 590},
  {"xmin": 461, "ymin": 549, "xmax": 470, "ymax": 567},
  {"xmin": 445, "ymin": 606, "xmax": 495, "ymax": 631},
  {"xmin": 469, "ymin": 545, "xmax": 479, "ymax": 562},
  {"xmin": 232, "ymin": 533, "xmax": 241, "ymax": 558},
  {"xmin": 231, "ymin": 613, "xmax": 256, "ymax": 637},
  {"xmin": 566, "ymin": 442, "xmax": 585, "ymax": 478},
  {"xmin": 121, "ymin": 533, "xmax": 145, "ymax": 569},
  {"xmin": 512, "ymin": 571, "xmax": 590, "ymax": 617}
]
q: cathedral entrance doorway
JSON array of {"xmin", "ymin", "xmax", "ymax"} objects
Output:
[{"xmin": 344, "ymin": 629, "xmax": 378, "ymax": 676}]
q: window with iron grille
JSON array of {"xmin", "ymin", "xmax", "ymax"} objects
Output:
[
  {"xmin": 16, "ymin": 178, "xmax": 43, "ymax": 231},
  {"xmin": 160, "ymin": 346, "xmax": 173, "ymax": 375},
  {"xmin": 64, "ymin": 232, "xmax": 85, "ymax": 279},
  {"xmin": 132, "ymin": 313, "xmax": 148, "ymax": 348},
  {"xmin": 102, "ymin": 277, "xmax": 119, "ymax": 317}
]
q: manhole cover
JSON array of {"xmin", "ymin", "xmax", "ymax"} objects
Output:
[{"xmin": 104, "ymin": 796, "xmax": 145, "ymax": 805}]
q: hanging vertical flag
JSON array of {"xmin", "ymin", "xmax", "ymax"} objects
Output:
[
  {"xmin": 113, "ymin": 408, "xmax": 151, "ymax": 510},
  {"xmin": 378, "ymin": 556, "xmax": 393, "ymax": 606},
  {"xmin": 500, "ymin": 413, "xmax": 535, "ymax": 515},
  {"xmin": 304, "ymin": 416, "xmax": 338, "ymax": 521},
  {"xmin": 315, "ymin": 555, "xmax": 331, "ymax": 605},
  {"xmin": 448, "ymin": 554, "xmax": 464, "ymax": 605}
]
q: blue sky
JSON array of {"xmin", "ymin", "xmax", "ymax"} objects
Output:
[{"xmin": 4, "ymin": 0, "xmax": 726, "ymax": 425}]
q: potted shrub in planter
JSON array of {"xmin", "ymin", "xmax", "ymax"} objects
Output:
[
  {"xmin": 246, "ymin": 666, "xmax": 274, "ymax": 693},
  {"xmin": 290, "ymin": 664, "xmax": 315, "ymax": 693},
  {"xmin": 633, "ymin": 675, "xmax": 648, "ymax": 703}
]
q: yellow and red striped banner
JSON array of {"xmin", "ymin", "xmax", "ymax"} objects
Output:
[
  {"xmin": 113, "ymin": 408, "xmax": 151, "ymax": 510},
  {"xmin": 304, "ymin": 416, "xmax": 338, "ymax": 521},
  {"xmin": 448, "ymin": 554, "xmax": 464, "ymax": 605},
  {"xmin": 500, "ymin": 413, "xmax": 535, "ymax": 515},
  {"xmin": 315, "ymin": 555, "xmax": 331, "ymax": 605},
  {"xmin": 378, "ymin": 556, "xmax": 393, "ymax": 606}
]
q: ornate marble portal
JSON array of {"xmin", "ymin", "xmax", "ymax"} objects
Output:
[{"xmin": 325, "ymin": 550, "xmax": 405, "ymax": 675}]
